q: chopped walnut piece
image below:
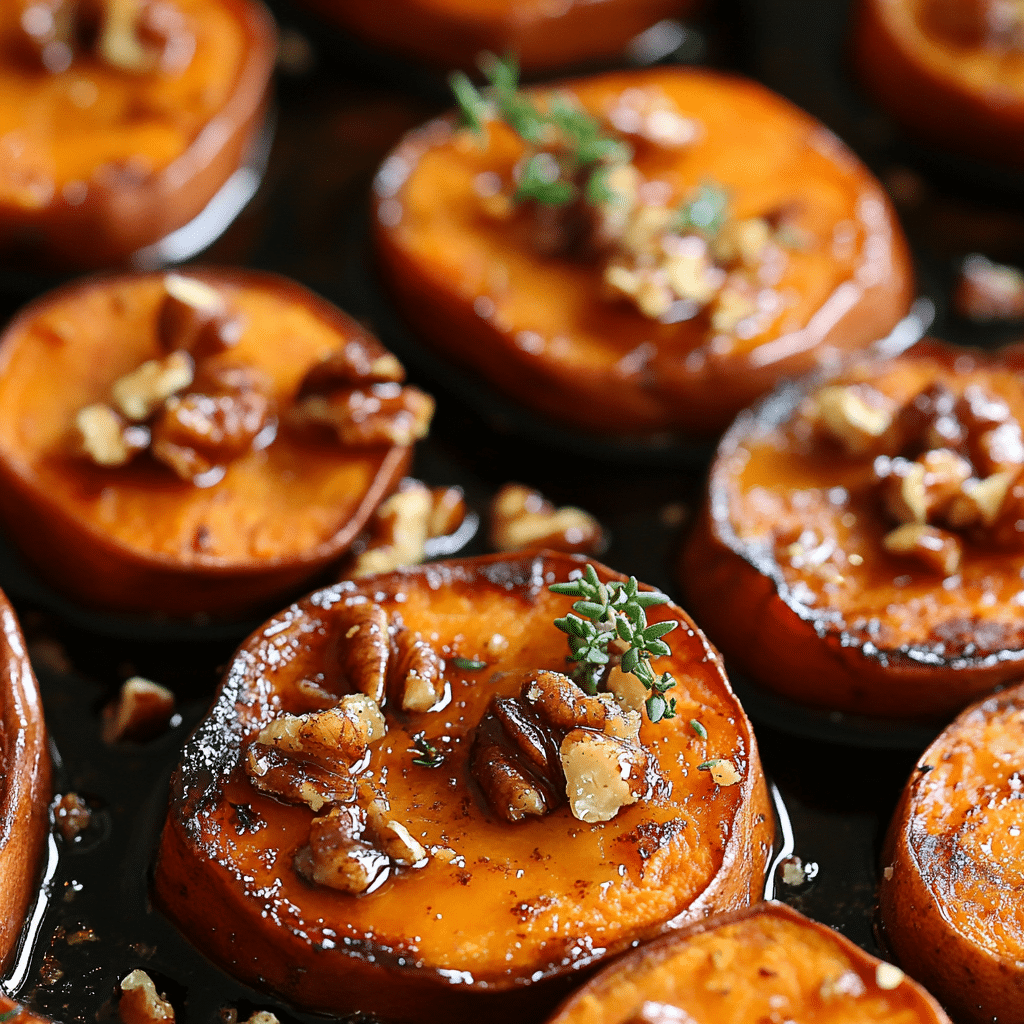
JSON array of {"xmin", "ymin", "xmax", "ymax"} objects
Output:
[
  {"xmin": 702, "ymin": 758, "xmax": 741, "ymax": 786},
  {"xmin": 472, "ymin": 717, "xmax": 557, "ymax": 823},
  {"xmin": 363, "ymin": 792, "xmax": 428, "ymax": 865},
  {"xmin": 813, "ymin": 384, "xmax": 896, "ymax": 456},
  {"xmin": 98, "ymin": 0, "xmax": 161, "ymax": 73},
  {"xmin": 119, "ymin": 970, "xmax": 174, "ymax": 1024},
  {"xmin": 875, "ymin": 962, "xmax": 905, "ymax": 991},
  {"xmin": 240, "ymin": 1014, "xmax": 280, "ymax": 1024},
  {"xmin": 350, "ymin": 481, "xmax": 432, "ymax": 577},
  {"xmin": 427, "ymin": 485, "xmax": 469, "ymax": 540},
  {"xmin": 606, "ymin": 664, "xmax": 649, "ymax": 716},
  {"xmin": 489, "ymin": 483, "xmax": 605, "ymax": 554},
  {"xmin": 877, "ymin": 449, "xmax": 973, "ymax": 525},
  {"xmin": 102, "ymin": 677, "xmax": 175, "ymax": 744},
  {"xmin": 52, "ymin": 792, "xmax": 92, "ymax": 842},
  {"xmin": 158, "ymin": 275, "xmax": 243, "ymax": 357},
  {"xmin": 291, "ymin": 383, "xmax": 434, "ymax": 447},
  {"xmin": 524, "ymin": 669, "xmax": 641, "ymax": 741},
  {"xmin": 972, "ymin": 420, "xmax": 1024, "ymax": 476},
  {"xmin": 946, "ymin": 470, "xmax": 1017, "ymax": 529},
  {"xmin": 334, "ymin": 601, "xmax": 390, "ymax": 703},
  {"xmin": 298, "ymin": 342, "xmax": 405, "ymax": 394},
  {"xmin": 392, "ymin": 630, "xmax": 446, "ymax": 712},
  {"xmin": 954, "ymin": 255, "xmax": 1024, "ymax": 322},
  {"xmin": 112, "ymin": 350, "xmax": 194, "ymax": 422},
  {"xmin": 882, "ymin": 524, "xmax": 962, "ymax": 576},
  {"xmin": 560, "ymin": 728, "xmax": 647, "ymax": 823},
  {"xmin": 294, "ymin": 805, "xmax": 389, "ymax": 894},
  {"xmin": 73, "ymin": 404, "xmax": 149, "ymax": 467}
]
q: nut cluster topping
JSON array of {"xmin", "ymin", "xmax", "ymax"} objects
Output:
[
  {"xmin": 488, "ymin": 482, "xmax": 604, "ymax": 555},
  {"xmin": 72, "ymin": 275, "xmax": 275, "ymax": 487},
  {"xmin": 471, "ymin": 669, "xmax": 652, "ymax": 824},
  {"xmin": 243, "ymin": 599, "xmax": 449, "ymax": 893},
  {"xmin": 19, "ymin": 0, "xmax": 195, "ymax": 76},
  {"xmin": 349, "ymin": 478, "xmax": 471, "ymax": 577},
  {"xmin": 809, "ymin": 378, "xmax": 1024, "ymax": 575},
  {"xmin": 288, "ymin": 341, "xmax": 434, "ymax": 447}
]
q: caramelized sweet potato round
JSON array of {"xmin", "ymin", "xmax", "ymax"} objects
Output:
[
  {"xmin": 879, "ymin": 681, "xmax": 1024, "ymax": 1024},
  {"xmin": 375, "ymin": 66, "xmax": 912, "ymax": 439},
  {"xmin": 546, "ymin": 901, "xmax": 951, "ymax": 1024},
  {"xmin": 683, "ymin": 339, "xmax": 1024, "ymax": 720},
  {"xmin": 0, "ymin": 270, "xmax": 422, "ymax": 619},
  {"xmin": 0, "ymin": 589, "xmax": 52, "ymax": 971},
  {"xmin": 153, "ymin": 551, "xmax": 773, "ymax": 1023},
  {"xmin": 0, "ymin": 0, "xmax": 275, "ymax": 269},
  {"xmin": 855, "ymin": 0, "xmax": 1024, "ymax": 168},
  {"xmin": 299, "ymin": 0, "xmax": 697, "ymax": 73}
]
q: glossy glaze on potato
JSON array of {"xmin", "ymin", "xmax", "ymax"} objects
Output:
[
  {"xmin": 880, "ymin": 681, "xmax": 1024, "ymax": 1024},
  {"xmin": 154, "ymin": 552, "xmax": 773, "ymax": 1023},
  {"xmin": 683, "ymin": 341, "xmax": 1024, "ymax": 720},
  {"xmin": 0, "ymin": 589, "xmax": 52, "ymax": 971},
  {"xmin": 0, "ymin": 271, "xmax": 412, "ymax": 618},
  {"xmin": 546, "ymin": 901, "xmax": 952, "ymax": 1024},
  {"xmin": 855, "ymin": 0, "xmax": 1024, "ymax": 168},
  {"xmin": 0, "ymin": 0, "xmax": 274, "ymax": 268},
  {"xmin": 375, "ymin": 67, "xmax": 912, "ymax": 439},
  {"xmin": 300, "ymin": 0, "xmax": 696, "ymax": 73}
]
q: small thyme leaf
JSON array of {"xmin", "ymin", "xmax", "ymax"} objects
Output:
[
  {"xmin": 0, "ymin": 1009, "xmax": 22, "ymax": 1023},
  {"xmin": 452, "ymin": 656, "xmax": 487, "ymax": 670},
  {"xmin": 676, "ymin": 181, "xmax": 730, "ymax": 236},
  {"xmin": 690, "ymin": 719, "xmax": 707, "ymax": 739},
  {"xmin": 697, "ymin": 759, "xmax": 723, "ymax": 771},
  {"xmin": 449, "ymin": 70, "xmax": 489, "ymax": 138},
  {"xmin": 411, "ymin": 733, "xmax": 444, "ymax": 768},
  {"xmin": 514, "ymin": 153, "xmax": 575, "ymax": 206}
]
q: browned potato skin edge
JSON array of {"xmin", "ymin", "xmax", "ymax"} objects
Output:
[
  {"xmin": 154, "ymin": 551, "xmax": 774, "ymax": 1024},
  {"xmin": 680, "ymin": 342, "xmax": 1024, "ymax": 721},
  {"xmin": 0, "ymin": 269, "xmax": 413, "ymax": 619},
  {"xmin": 0, "ymin": 589, "xmax": 52, "ymax": 972},
  {"xmin": 878, "ymin": 684, "xmax": 1024, "ymax": 1024},
  {"xmin": 853, "ymin": 0, "xmax": 1024, "ymax": 168},
  {"xmin": 0, "ymin": 0, "xmax": 276, "ymax": 270},
  {"xmin": 544, "ymin": 901, "xmax": 953, "ymax": 1024},
  {"xmin": 374, "ymin": 70, "xmax": 914, "ymax": 439},
  {"xmin": 297, "ymin": 0, "xmax": 698, "ymax": 73}
]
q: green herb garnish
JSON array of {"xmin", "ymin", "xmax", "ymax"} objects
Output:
[
  {"xmin": 0, "ymin": 1008, "xmax": 22, "ymax": 1023},
  {"xmin": 449, "ymin": 54, "xmax": 631, "ymax": 210},
  {"xmin": 411, "ymin": 733, "xmax": 444, "ymax": 768},
  {"xmin": 675, "ymin": 181, "xmax": 730, "ymax": 236},
  {"xmin": 697, "ymin": 759, "xmax": 722, "ymax": 771},
  {"xmin": 452, "ymin": 656, "xmax": 487, "ymax": 671},
  {"xmin": 549, "ymin": 564, "xmax": 678, "ymax": 723},
  {"xmin": 690, "ymin": 719, "xmax": 707, "ymax": 739}
]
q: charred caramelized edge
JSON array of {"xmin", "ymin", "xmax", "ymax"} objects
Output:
[{"xmin": 706, "ymin": 339, "xmax": 1024, "ymax": 674}]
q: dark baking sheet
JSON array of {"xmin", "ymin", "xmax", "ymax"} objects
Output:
[{"xmin": 3, "ymin": 0, "xmax": 1023, "ymax": 1021}]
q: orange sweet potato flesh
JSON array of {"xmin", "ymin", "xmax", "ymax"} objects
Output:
[
  {"xmin": 0, "ymin": 270, "xmax": 412, "ymax": 619},
  {"xmin": 545, "ymin": 901, "xmax": 952, "ymax": 1024},
  {"xmin": 879, "ymin": 681, "xmax": 1024, "ymax": 1024},
  {"xmin": 0, "ymin": 0, "xmax": 274, "ymax": 269},
  {"xmin": 153, "ymin": 551, "xmax": 774, "ymax": 1023},
  {"xmin": 300, "ymin": 0, "xmax": 697, "ymax": 72},
  {"xmin": 0, "ymin": 589, "xmax": 52, "ymax": 971},
  {"xmin": 375, "ymin": 67, "xmax": 912, "ymax": 439},
  {"xmin": 855, "ymin": 0, "xmax": 1024, "ymax": 168},
  {"xmin": 682, "ymin": 340, "xmax": 1024, "ymax": 721}
]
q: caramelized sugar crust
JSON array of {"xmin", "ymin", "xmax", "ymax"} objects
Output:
[
  {"xmin": 0, "ymin": 271, "xmax": 411, "ymax": 617},
  {"xmin": 880, "ymin": 681, "xmax": 1024, "ymax": 1024},
  {"xmin": 546, "ymin": 902, "xmax": 952, "ymax": 1024},
  {"xmin": 0, "ymin": 590, "xmax": 51, "ymax": 971},
  {"xmin": 855, "ymin": 0, "xmax": 1024, "ymax": 167},
  {"xmin": 0, "ymin": 0, "xmax": 274, "ymax": 267},
  {"xmin": 300, "ymin": 0, "xmax": 696, "ymax": 73},
  {"xmin": 154, "ymin": 552, "xmax": 773, "ymax": 1023},
  {"xmin": 375, "ymin": 67, "xmax": 911, "ymax": 438},
  {"xmin": 684, "ymin": 341, "xmax": 1024, "ymax": 719}
]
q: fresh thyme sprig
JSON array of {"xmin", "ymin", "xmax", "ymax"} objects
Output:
[
  {"xmin": 549, "ymin": 564, "xmax": 678, "ymax": 723},
  {"xmin": 675, "ymin": 181, "xmax": 730, "ymax": 236},
  {"xmin": 449, "ymin": 54, "xmax": 631, "ymax": 208},
  {"xmin": 411, "ymin": 733, "xmax": 444, "ymax": 768}
]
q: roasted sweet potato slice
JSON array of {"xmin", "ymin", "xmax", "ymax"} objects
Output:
[
  {"xmin": 0, "ymin": 0, "xmax": 275, "ymax": 269},
  {"xmin": 374, "ymin": 66, "xmax": 912, "ymax": 439},
  {"xmin": 854, "ymin": 0, "xmax": 1024, "ymax": 168},
  {"xmin": 0, "ymin": 270, "xmax": 425, "ymax": 619},
  {"xmin": 154, "ymin": 551, "xmax": 773, "ymax": 1023},
  {"xmin": 682, "ymin": 339, "xmax": 1024, "ymax": 720},
  {"xmin": 879, "ymin": 681, "xmax": 1024, "ymax": 1024},
  {"xmin": 0, "ymin": 589, "xmax": 52, "ymax": 971},
  {"xmin": 545, "ymin": 901, "xmax": 952, "ymax": 1024},
  {"xmin": 298, "ymin": 0, "xmax": 697, "ymax": 73}
]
